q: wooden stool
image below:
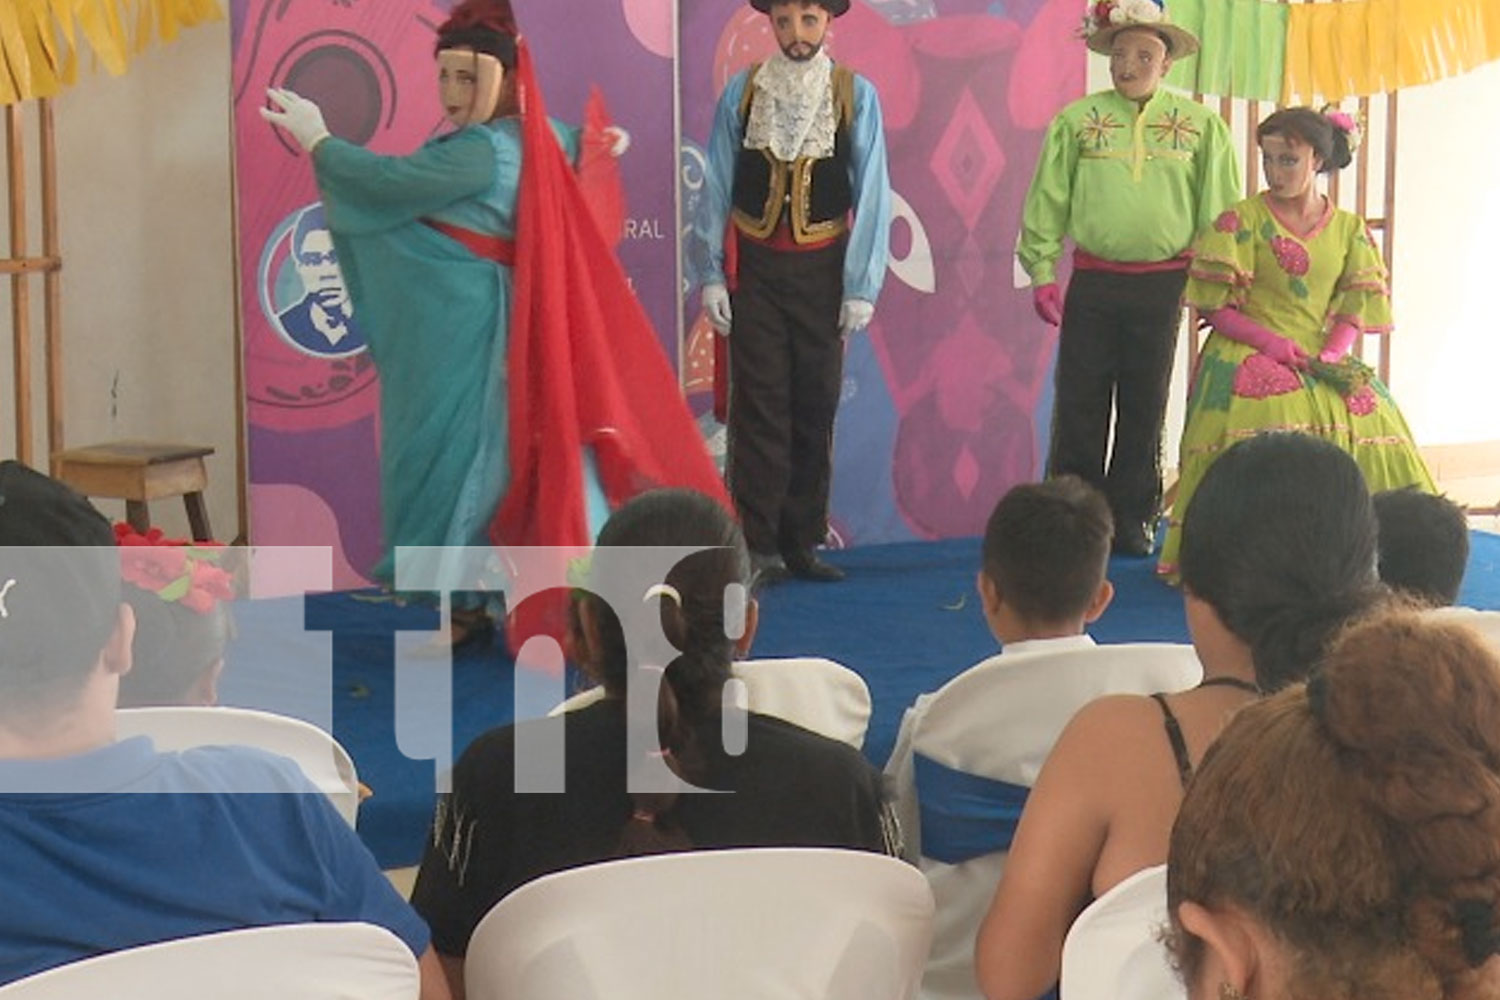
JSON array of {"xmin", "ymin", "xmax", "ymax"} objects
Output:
[{"xmin": 51, "ymin": 441, "xmax": 216, "ymax": 541}]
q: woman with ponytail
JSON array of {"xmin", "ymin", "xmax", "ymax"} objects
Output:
[
  {"xmin": 261, "ymin": 0, "xmax": 728, "ymax": 645},
  {"xmin": 410, "ymin": 489, "xmax": 895, "ymax": 997},
  {"xmin": 977, "ymin": 432, "xmax": 1386, "ymax": 1000},
  {"xmin": 1168, "ymin": 607, "xmax": 1500, "ymax": 1000},
  {"xmin": 1157, "ymin": 105, "xmax": 1434, "ymax": 578}
]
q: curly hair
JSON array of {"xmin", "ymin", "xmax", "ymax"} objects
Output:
[{"xmin": 1168, "ymin": 608, "xmax": 1500, "ymax": 1000}]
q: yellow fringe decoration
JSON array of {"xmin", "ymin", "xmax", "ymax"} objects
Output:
[
  {"xmin": 1284, "ymin": 0, "xmax": 1500, "ymax": 102},
  {"xmin": 0, "ymin": 0, "xmax": 223, "ymax": 106}
]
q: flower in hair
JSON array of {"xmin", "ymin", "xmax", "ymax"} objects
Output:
[
  {"xmin": 114, "ymin": 523, "xmax": 233, "ymax": 615},
  {"xmin": 1319, "ymin": 104, "xmax": 1363, "ymax": 154}
]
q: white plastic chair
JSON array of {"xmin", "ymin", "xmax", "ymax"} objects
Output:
[
  {"xmin": 114, "ymin": 706, "xmax": 361, "ymax": 827},
  {"xmin": 883, "ymin": 643, "xmax": 1202, "ymax": 1000},
  {"xmin": 1060, "ymin": 864, "xmax": 1184, "ymax": 1000},
  {"xmin": 464, "ymin": 847, "xmax": 934, "ymax": 1000},
  {"xmin": 551, "ymin": 656, "xmax": 873, "ymax": 748},
  {"xmin": 0, "ymin": 921, "xmax": 418, "ymax": 1000}
]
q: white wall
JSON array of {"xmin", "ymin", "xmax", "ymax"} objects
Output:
[
  {"xmin": 2, "ymin": 19, "xmax": 241, "ymax": 539},
  {"xmin": 1390, "ymin": 59, "xmax": 1500, "ymax": 447}
]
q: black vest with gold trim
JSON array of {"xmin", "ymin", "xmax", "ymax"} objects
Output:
[{"xmin": 731, "ymin": 63, "xmax": 855, "ymax": 244}]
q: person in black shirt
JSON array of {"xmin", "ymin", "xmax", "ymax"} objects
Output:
[{"xmin": 411, "ymin": 488, "xmax": 898, "ymax": 995}]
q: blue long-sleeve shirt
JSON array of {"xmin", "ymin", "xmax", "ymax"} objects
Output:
[{"xmin": 697, "ymin": 67, "xmax": 892, "ymax": 303}]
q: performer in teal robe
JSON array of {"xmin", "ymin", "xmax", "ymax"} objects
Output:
[
  {"xmin": 264, "ymin": 0, "xmax": 730, "ymax": 646},
  {"xmin": 312, "ymin": 117, "xmax": 587, "ymax": 586}
]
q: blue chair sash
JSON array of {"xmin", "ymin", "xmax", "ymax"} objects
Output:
[{"xmin": 914, "ymin": 753, "xmax": 1031, "ymax": 865}]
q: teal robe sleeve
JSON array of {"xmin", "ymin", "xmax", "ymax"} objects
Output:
[{"xmin": 312, "ymin": 129, "xmax": 497, "ymax": 236}]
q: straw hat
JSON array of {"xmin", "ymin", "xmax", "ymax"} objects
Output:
[{"xmin": 1083, "ymin": 0, "xmax": 1198, "ymax": 58}]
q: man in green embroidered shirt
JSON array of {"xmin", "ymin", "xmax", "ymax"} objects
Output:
[{"xmin": 1019, "ymin": 0, "xmax": 1239, "ymax": 557}]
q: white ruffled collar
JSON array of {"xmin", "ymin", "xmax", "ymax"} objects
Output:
[{"xmin": 743, "ymin": 49, "xmax": 837, "ymax": 162}]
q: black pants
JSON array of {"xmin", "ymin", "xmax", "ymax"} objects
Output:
[
  {"xmin": 726, "ymin": 237, "xmax": 846, "ymax": 556},
  {"xmin": 1047, "ymin": 268, "xmax": 1187, "ymax": 531}
]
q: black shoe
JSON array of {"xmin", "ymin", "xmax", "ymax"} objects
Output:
[
  {"xmin": 750, "ymin": 551, "xmax": 789, "ymax": 586},
  {"xmin": 1112, "ymin": 521, "xmax": 1155, "ymax": 558},
  {"xmin": 783, "ymin": 549, "xmax": 845, "ymax": 582}
]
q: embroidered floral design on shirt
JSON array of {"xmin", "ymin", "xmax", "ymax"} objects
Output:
[
  {"xmin": 1346, "ymin": 385, "xmax": 1378, "ymax": 416},
  {"xmin": 1213, "ymin": 210, "xmax": 1241, "ymax": 234},
  {"xmin": 1269, "ymin": 235, "xmax": 1311, "ymax": 298},
  {"xmin": 1269, "ymin": 236, "xmax": 1309, "ymax": 276},
  {"xmin": 1147, "ymin": 108, "xmax": 1201, "ymax": 150},
  {"xmin": 1077, "ymin": 108, "xmax": 1124, "ymax": 151},
  {"xmin": 1232, "ymin": 352, "xmax": 1304, "ymax": 399}
]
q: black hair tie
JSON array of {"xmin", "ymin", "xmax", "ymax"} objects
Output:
[{"xmin": 1454, "ymin": 898, "xmax": 1500, "ymax": 966}]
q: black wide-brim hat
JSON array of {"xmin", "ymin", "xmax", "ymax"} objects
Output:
[{"xmin": 749, "ymin": 0, "xmax": 851, "ymax": 16}]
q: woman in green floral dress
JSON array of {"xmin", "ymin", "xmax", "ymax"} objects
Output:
[{"xmin": 1158, "ymin": 107, "xmax": 1434, "ymax": 579}]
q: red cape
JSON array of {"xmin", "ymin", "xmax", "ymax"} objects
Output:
[{"xmin": 493, "ymin": 43, "xmax": 731, "ymax": 655}]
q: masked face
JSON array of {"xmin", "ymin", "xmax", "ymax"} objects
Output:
[
  {"xmin": 769, "ymin": 2, "xmax": 832, "ymax": 62},
  {"xmin": 1260, "ymin": 133, "xmax": 1323, "ymax": 203},
  {"xmin": 437, "ymin": 47, "xmax": 505, "ymax": 127},
  {"xmin": 1109, "ymin": 28, "xmax": 1172, "ymax": 102}
]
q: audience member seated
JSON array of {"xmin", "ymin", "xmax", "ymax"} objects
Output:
[
  {"xmin": 1373, "ymin": 485, "xmax": 1469, "ymax": 606},
  {"xmin": 1166, "ymin": 608, "xmax": 1500, "ymax": 1000},
  {"xmin": 975, "ymin": 432, "xmax": 1387, "ymax": 1000},
  {"xmin": 885, "ymin": 476, "xmax": 1147, "ymax": 1000},
  {"xmin": 410, "ymin": 488, "xmax": 899, "ymax": 1000},
  {"xmin": 115, "ymin": 526, "xmax": 235, "ymax": 708},
  {"xmin": 0, "ymin": 460, "xmax": 448, "ymax": 998},
  {"xmin": 885, "ymin": 474, "xmax": 1115, "ymax": 848}
]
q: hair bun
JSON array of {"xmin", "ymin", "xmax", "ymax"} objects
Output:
[{"xmin": 437, "ymin": 0, "xmax": 518, "ymax": 38}]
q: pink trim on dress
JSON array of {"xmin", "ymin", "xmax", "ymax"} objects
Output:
[{"xmin": 1261, "ymin": 191, "xmax": 1335, "ymax": 241}]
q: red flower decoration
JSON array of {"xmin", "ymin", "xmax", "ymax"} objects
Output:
[
  {"xmin": 1232, "ymin": 353, "xmax": 1303, "ymax": 399},
  {"xmin": 1270, "ymin": 236, "xmax": 1310, "ymax": 276},
  {"xmin": 1346, "ymin": 386, "xmax": 1378, "ymax": 416},
  {"xmin": 114, "ymin": 523, "xmax": 230, "ymax": 615},
  {"xmin": 120, "ymin": 545, "xmax": 189, "ymax": 591},
  {"xmin": 1213, "ymin": 210, "xmax": 1240, "ymax": 234},
  {"xmin": 181, "ymin": 560, "xmax": 236, "ymax": 614}
]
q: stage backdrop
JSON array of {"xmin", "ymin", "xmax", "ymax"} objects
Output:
[
  {"xmin": 234, "ymin": 0, "xmax": 1084, "ymax": 576},
  {"xmin": 231, "ymin": 0, "xmax": 678, "ymax": 584}
]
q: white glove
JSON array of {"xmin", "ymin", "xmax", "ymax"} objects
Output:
[
  {"xmin": 702, "ymin": 282, "xmax": 733, "ymax": 335},
  {"xmin": 838, "ymin": 298, "xmax": 875, "ymax": 338},
  {"xmin": 602, "ymin": 125, "xmax": 631, "ymax": 157},
  {"xmin": 261, "ymin": 87, "xmax": 331, "ymax": 152}
]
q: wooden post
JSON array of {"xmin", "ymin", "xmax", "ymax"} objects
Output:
[
  {"xmin": 40, "ymin": 98, "xmax": 62, "ymax": 467},
  {"xmin": 7, "ymin": 105, "xmax": 32, "ymax": 466},
  {"xmin": 1379, "ymin": 91, "xmax": 1398, "ymax": 386}
]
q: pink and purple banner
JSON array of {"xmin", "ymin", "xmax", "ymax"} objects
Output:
[{"xmin": 233, "ymin": 0, "xmax": 1085, "ymax": 573}]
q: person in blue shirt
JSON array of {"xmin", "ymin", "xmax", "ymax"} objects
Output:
[
  {"xmin": 0, "ymin": 460, "xmax": 448, "ymax": 998},
  {"xmin": 697, "ymin": 0, "xmax": 891, "ymax": 583}
]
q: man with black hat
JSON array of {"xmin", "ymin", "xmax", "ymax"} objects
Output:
[
  {"xmin": 698, "ymin": 0, "xmax": 891, "ymax": 583},
  {"xmin": 0, "ymin": 461, "xmax": 449, "ymax": 996},
  {"xmin": 1019, "ymin": 0, "xmax": 1240, "ymax": 557}
]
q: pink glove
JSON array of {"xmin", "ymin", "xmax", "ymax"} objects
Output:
[
  {"xmin": 1318, "ymin": 321, "xmax": 1360, "ymax": 364},
  {"xmin": 1033, "ymin": 283, "xmax": 1063, "ymax": 326},
  {"xmin": 1207, "ymin": 307, "xmax": 1308, "ymax": 369}
]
